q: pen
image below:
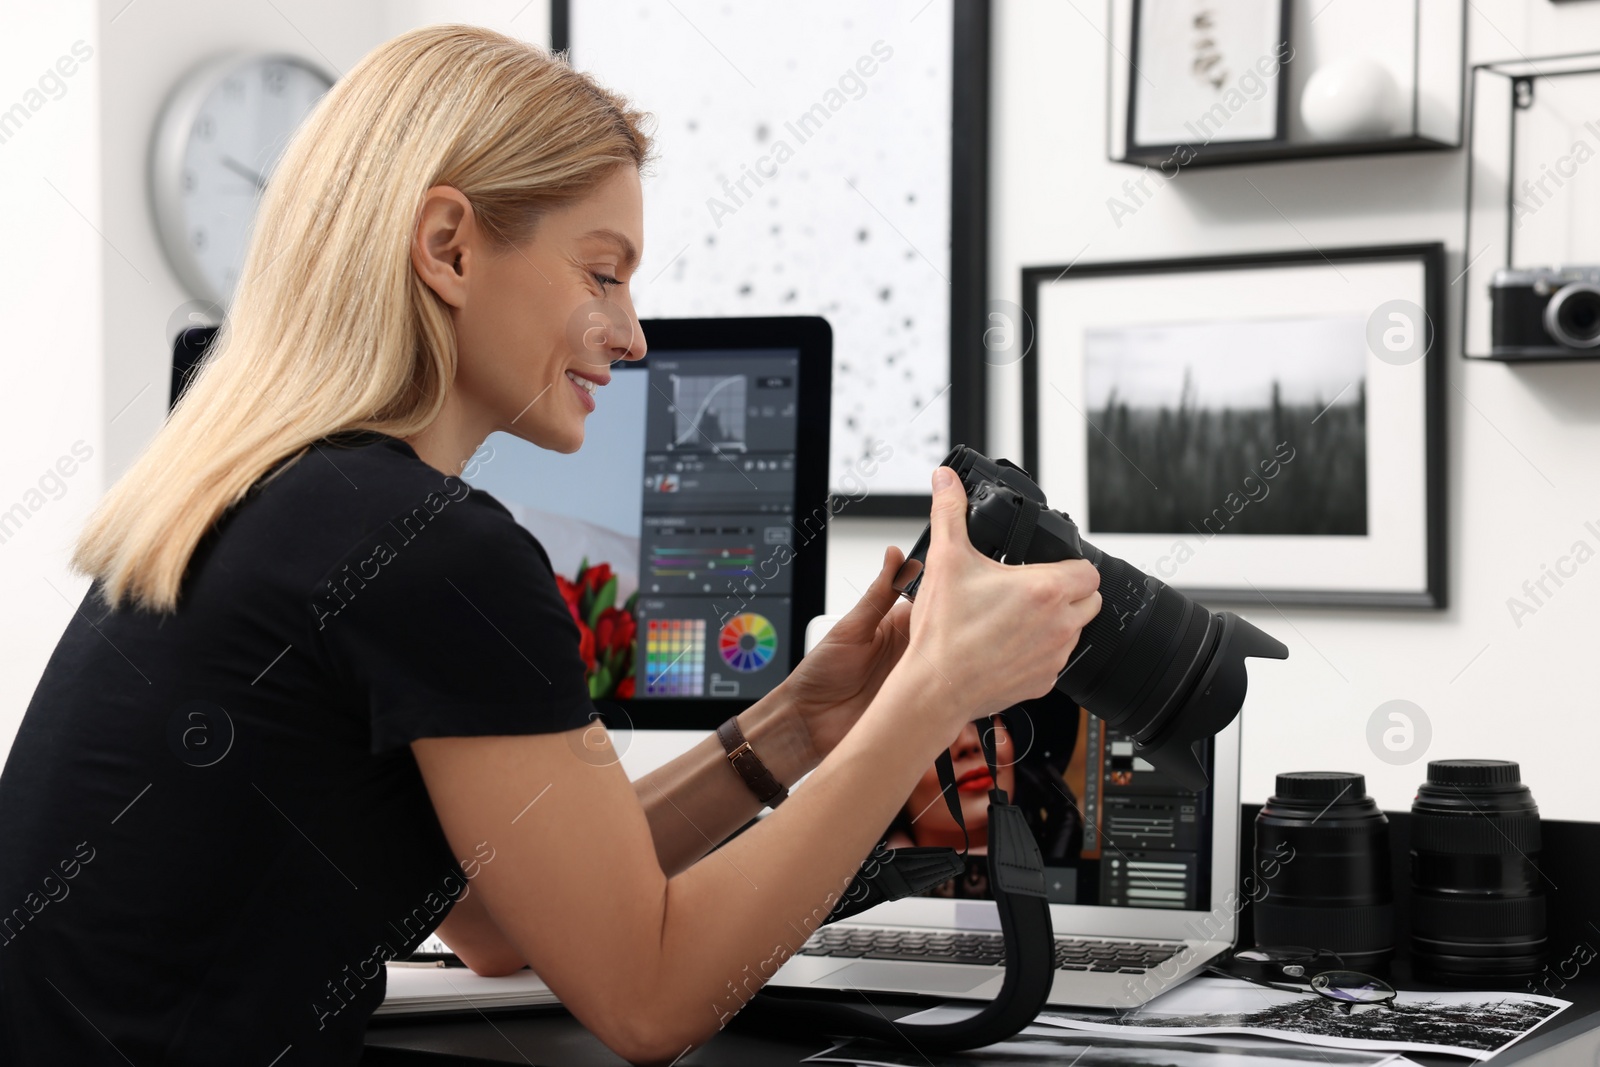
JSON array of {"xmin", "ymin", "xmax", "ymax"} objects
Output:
[{"xmin": 405, "ymin": 952, "xmax": 467, "ymax": 967}]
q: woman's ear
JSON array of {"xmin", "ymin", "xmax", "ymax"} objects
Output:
[{"xmin": 411, "ymin": 185, "xmax": 475, "ymax": 308}]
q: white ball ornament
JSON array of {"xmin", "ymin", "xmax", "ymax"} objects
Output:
[{"xmin": 1300, "ymin": 58, "xmax": 1403, "ymax": 141}]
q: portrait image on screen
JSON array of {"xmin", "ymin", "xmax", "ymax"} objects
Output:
[{"xmin": 873, "ymin": 705, "xmax": 1214, "ymax": 912}]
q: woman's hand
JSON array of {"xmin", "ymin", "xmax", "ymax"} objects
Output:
[
  {"xmin": 780, "ymin": 544, "xmax": 914, "ymax": 764},
  {"xmin": 900, "ymin": 465, "xmax": 1103, "ymax": 738}
]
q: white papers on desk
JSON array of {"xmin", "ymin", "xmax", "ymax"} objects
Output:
[
  {"xmin": 374, "ymin": 963, "xmax": 559, "ymax": 1017},
  {"xmin": 898, "ymin": 978, "xmax": 1569, "ymax": 1062},
  {"xmin": 804, "ymin": 1027, "xmax": 1423, "ymax": 1066}
]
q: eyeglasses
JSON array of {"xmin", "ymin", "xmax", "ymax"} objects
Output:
[{"xmin": 1206, "ymin": 947, "xmax": 1397, "ymax": 1015}]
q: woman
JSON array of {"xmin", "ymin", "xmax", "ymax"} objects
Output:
[
  {"xmin": 881, "ymin": 712, "xmax": 1084, "ymax": 898},
  {"xmin": 0, "ymin": 26, "xmax": 1101, "ymax": 1067}
]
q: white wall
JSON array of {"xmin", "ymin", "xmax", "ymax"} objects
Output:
[
  {"xmin": 5, "ymin": 0, "xmax": 1599, "ymax": 823},
  {"xmin": 96, "ymin": 0, "xmax": 399, "ymax": 489},
  {"xmin": 0, "ymin": 4, "xmax": 103, "ymax": 741}
]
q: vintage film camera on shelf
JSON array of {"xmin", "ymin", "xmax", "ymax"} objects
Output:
[{"xmin": 1491, "ymin": 266, "xmax": 1600, "ymax": 358}]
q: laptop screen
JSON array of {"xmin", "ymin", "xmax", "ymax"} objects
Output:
[
  {"xmin": 879, "ymin": 707, "xmax": 1214, "ymax": 912},
  {"xmin": 461, "ymin": 329, "xmax": 829, "ymax": 721}
]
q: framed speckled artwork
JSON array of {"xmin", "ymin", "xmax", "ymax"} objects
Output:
[{"xmin": 552, "ymin": 0, "xmax": 990, "ymax": 515}]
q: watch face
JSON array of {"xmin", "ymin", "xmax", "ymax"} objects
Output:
[{"xmin": 168, "ymin": 56, "xmax": 332, "ymax": 304}]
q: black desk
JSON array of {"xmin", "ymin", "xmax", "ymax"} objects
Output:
[
  {"xmin": 360, "ymin": 982, "xmax": 1600, "ymax": 1066},
  {"xmin": 362, "ymin": 808, "xmax": 1600, "ymax": 1066}
]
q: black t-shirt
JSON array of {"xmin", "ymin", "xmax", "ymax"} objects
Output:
[{"xmin": 0, "ymin": 431, "xmax": 599, "ymax": 1065}]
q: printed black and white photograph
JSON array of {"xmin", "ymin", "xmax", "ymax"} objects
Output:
[
  {"xmin": 1022, "ymin": 246, "xmax": 1445, "ymax": 608},
  {"xmin": 1084, "ymin": 315, "xmax": 1368, "ymax": 537},
  {"xmin": 804, "ymin": 1028, "xmax": 1413, "ymax": 1067},
  {"xmin": 1030, "ymin": 978, "xmax": 1571, "ymax": 1061}
]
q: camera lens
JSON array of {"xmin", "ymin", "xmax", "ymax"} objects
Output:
[
  {"xmin": 1410, "ymin": 759, "xmax": 1545, "ymax": 982},
  {"xmin": 1253, "ymin": 772, "xmax": 1394, "ymax": 971},
  {"xmin": 894, "ymin": 446, "xmax": 1288, "ymax": 790},
  {"xmin": 1544, "ymin": 283, "xmax": 1600, "ymax": 348}
]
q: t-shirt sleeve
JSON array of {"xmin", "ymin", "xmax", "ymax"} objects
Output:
[{"xmin": 312, "ymin": 491, "xmax": 601, "ymax": 753}]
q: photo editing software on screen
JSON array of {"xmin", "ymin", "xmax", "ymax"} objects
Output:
[
  {"xmin": 883, "ymin": 709, "xmax": 1214, "ymax": 909},
  {"xmin": 464, "ymin": 348, "xmax": 800, "ymax": 705}
]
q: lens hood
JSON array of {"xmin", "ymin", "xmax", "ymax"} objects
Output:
[{"xmin": 1131, "ymin": 611, "xmax": 1287, "ymax": 790}]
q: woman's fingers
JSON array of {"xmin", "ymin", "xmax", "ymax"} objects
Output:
[
  {"xmin": 926, "ymin": 466, "xmax": 974, "ymax": 556},
  {"xmin": 1055, "ymin": 559, "xmax": 1102, "ymax": 602},
  {"xmin": 1067, "ymin": 590, "xmax": 1103, "ymax": 630}
]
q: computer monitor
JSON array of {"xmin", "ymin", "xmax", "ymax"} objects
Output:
[
  {"xmin": 171, "ymin": 316, "xmax": 834, "ymax": 731},
  {"xmin": 459, "ymin": 316, "xmax": 833, "ymax": 730}
]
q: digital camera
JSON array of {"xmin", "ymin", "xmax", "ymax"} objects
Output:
[
  {"xmin": 1490, "ymin": 266, "xmax": 1600, "ymax": 358},
  {"xmin": 893, "ymin": 446, "xmax": 1287, "ymax": 791}
]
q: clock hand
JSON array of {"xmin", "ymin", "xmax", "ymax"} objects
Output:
[{"xmin": 220, "ymin": 155, "xmax": 268, "ymax": 190}]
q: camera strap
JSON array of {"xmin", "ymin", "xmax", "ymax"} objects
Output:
[
  {"xmin": 1000, "ymin": 495, "xmax": 1043, "ymax": 566},
  {"xmin": 743, "ymin": 717, "xmax": 1056, "ymax": 1052}
]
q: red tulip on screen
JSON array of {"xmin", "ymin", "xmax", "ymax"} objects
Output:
[
  {"xmin": 579, "ymin": 562, "xmax": 614, "ymax": 597},
  {"xmin": 595, "ymin": 606, "xmax": 635, "ymax": 658},
  {"xmin": 575, "ymin": 618, "xmax": 597, "ymax": 672},
  {"xmin": 554, "ymin": 574, "xmax": 582, "ymax": 622}
]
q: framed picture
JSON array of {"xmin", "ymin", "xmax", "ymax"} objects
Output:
[
  {"xmin": 1020, "ymin": 244, "xmax": 1446, "ymax": 609},
  {"xmin": 552, "ymin": 0, "xmax": 990, "ymax": 516},
  {"xmin": 1126, "ymin": 0, "xmax": 1290, "ymax": 153}
]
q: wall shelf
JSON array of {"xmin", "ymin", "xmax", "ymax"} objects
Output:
[
  {"xmin": 1462, "ymin": 51, "xmax": 1600, "ymax": 361},
  {"xmin": 1105, "ymin": 0, "xmax": 1464, "ymax": 170}
]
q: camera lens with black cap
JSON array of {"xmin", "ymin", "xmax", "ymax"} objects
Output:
[
  {"xmin": 1253, "ymin": 772, "xmax": 1394, "ymax": 971},
  {"xmin": 890, "ymin": 445, "xmax": 1288, "ymax": 791},
  {"xmin": 1409, "ymin": 759, "xmax": 1545, "ymax": 982}
]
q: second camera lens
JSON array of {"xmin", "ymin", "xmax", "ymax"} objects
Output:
[{"xmin": 1410, "ymin": 759, "xmax": 1545, "ymax": 982}]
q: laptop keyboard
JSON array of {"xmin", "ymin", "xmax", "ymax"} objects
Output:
[{"xmin": 798, "ymin": 927, "xmax": 1184, "ymax": 973}]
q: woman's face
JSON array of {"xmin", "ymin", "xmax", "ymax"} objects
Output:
[
  {"xmin": 427, "ymin": 165, "xmax": 649, "ymax": 455},
  {"xmin": 902, "ymin": 717, "xmax": 1017, "ymax": 845}
]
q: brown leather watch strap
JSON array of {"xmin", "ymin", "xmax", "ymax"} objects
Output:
[{"xmin": 716, "ymin": 715, "xmax": 790, "ymax": 808}]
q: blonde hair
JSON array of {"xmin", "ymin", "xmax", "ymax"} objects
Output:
[{"xmin": 74, "ymin": 24, "xmax": 656, "ymax": 612}]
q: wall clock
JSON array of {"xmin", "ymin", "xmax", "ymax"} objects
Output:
[{"xmin": 150, "ymin": 52, "xmax": 334, "ymax": 306}]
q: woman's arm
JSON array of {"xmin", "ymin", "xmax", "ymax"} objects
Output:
[
  {"xmin": 431, "ymin": 878, "xmax": 527, "ymax": 976},
  {"xmin": 631, "ymin": 544, "xmax": 914, "ymax": 877},
  {"xmin": 412, "ymin": 659, "xmax": 967, "ymax": 1064},
  {"xmin": 415, "ymin": 476, "xmax": 1102, "ymax": 1063},
  {"xmin": 631, "ymin": 687, "xmax": 816, "ymax": 878},
  {"xmin": 434, "ymin": 540, "xmax": 906, "ymax": 968},
  {"xmin": 434, "ymin": 689, "xmax": 812, "ymax": 971}
]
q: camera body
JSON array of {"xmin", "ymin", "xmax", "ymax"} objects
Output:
[
  {"xmin": 894, "ymin": 446, "xmax": 1288, "ymax": 791},
  {"xmin": 1489, "ymin": 266, "xmax": 1600, "ymax": 358}
]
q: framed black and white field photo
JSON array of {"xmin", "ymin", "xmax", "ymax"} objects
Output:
[
  {"xmin": 1127, "ymin": 0, "xmax": 1290, "ymax": 153},
  {"xmin": 1021, "ymin": 245, "xmax": 1445, "ymax": 609}
]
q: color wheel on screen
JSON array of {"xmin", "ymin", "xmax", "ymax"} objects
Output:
[{"xmin": 719, "ymin": 613, "xmax": 776, "ymax": 672}]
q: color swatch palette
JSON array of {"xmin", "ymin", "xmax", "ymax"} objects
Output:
[
  {"xmin": 719, "ymin": 613, "xmax": 777, "ymax": 672},
  {"xmin": 644, "ymin": 619, "xmax": 706, "ymax": 695}
]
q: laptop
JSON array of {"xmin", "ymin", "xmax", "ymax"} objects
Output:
[{"xmin": 765, "ymin": 615, "xmax": 1242, "ymax": 1010}]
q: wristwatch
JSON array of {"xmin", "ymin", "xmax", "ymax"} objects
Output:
[{"xmin": 716, "ymin": 715, "xmax": 790, "ymax": 808}]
